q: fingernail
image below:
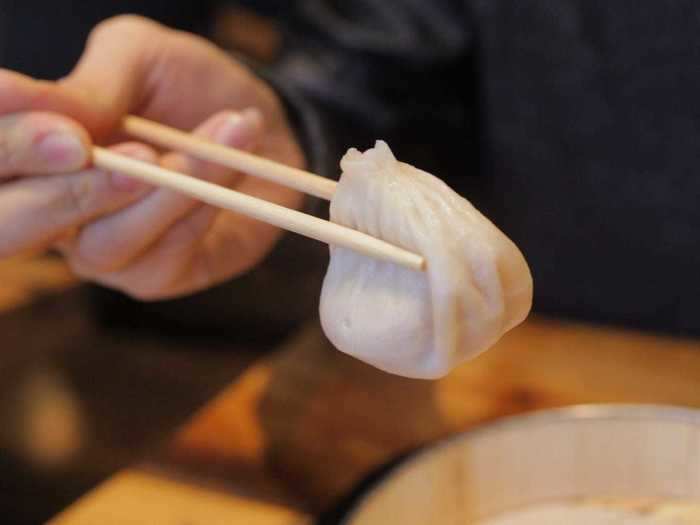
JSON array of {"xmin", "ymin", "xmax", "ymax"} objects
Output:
[
  {"xmin": 241, "ymin": 107, "xmax": 263, "ymax": 123},
  {"xmin": 215, "ymin": 110, "xmax": 263, "ymax": 149},
  {"xmin": 37, "ymin": 132, "xmax": 87, "ymax": 170},
  {"xmin": 214, "ymin": 113, "xmax": 244, "ymax": 145}
]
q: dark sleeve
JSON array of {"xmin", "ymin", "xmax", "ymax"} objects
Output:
[{"xmin": 264, "ymin": 0, "xmax": 475, "ymax": 190}]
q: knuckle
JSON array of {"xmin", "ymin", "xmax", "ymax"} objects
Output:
[
  {"xmin": 75, "ymin": 244, "xmax": 124, "ymax": 274},
  {"xmin": 75, "ymin": 231, "xmax": 143, "ymax": 275},
  {"xmin": 62, "ymin": 173, "xmax": 99, "ymax": 219},
  {"xmin": 89, "ymin": 15, "xmax": 158, "ymax": 44},
  {"xmin": 147, "ymin": 268, "xmax": 181, "ymax": 296},
  {"xmin": 72, "ymin": 225, "xmax": 130, "ymax": 274},
  {"xmin": 65, "ymin": 249, "xmax": 118, "ymax": 286}
]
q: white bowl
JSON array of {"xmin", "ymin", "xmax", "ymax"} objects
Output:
[{"xmin": 344, "ymin": 405, "xmax": 700, "ymax": 524}]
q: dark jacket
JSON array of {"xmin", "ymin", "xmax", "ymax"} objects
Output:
[
  {"xmin": 274, "ymin": 1, "xmax": 700, "ymax": 337},
  {"xmin": 3, "ymin": 1, "xmax": 699, "ymax": 337}
]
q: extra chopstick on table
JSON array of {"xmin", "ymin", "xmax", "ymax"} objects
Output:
[
  {"xmin": 92, "ymin": 147, "xmax": 426, "ymax": 272},
  {"xmin": 122, "ymin": 115, "xmax": 337, "ymax": 201}
]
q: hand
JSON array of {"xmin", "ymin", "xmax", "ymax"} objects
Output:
[{"xmin": 0, "ymin": 16, "xmax": 305, "ymax": 299}]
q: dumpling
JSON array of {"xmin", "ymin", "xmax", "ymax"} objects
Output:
[{"xmin": 320, "ymin": 141, "xmax": 532, "ymax": 379}]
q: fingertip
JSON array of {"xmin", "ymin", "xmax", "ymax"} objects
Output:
[
  {"xmin": 237, "ymin": 107, "xmax": 264, "ymax": 148},
  {"xmin": 19, "ymin": 113, "xmax": 92, "ymax": 173},
  {"xmin": 199, "ymin": 108, "xmax": 264, "ymax": 150},
  {"xmin": 162, "ymin": 108, "xmax": 264, "ymax": 184},
  {"xmin": 36, "ymin": 132, "xmax": 88, "ymax": 171},
  {"xmin": 241, "ymin": 107, "xmax": 264, "ymax": 132}
]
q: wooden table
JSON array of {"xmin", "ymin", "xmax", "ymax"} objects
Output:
[{"xmin": 5, "ymin": 257, "xmax": 700, "ymax": 524}]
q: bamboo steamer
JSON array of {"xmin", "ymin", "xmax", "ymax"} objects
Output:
[{"xmin": 344, "ymin": 405, "xmax": 700, "ymax": 524}]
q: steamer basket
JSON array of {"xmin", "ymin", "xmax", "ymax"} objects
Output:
[{"xmin": 344, "ymin": 405, "xmax": 700, "ymax": 524}]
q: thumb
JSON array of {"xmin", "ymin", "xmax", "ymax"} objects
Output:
[
  {"xmin": 60, "ymin": 16, "xmax": 162, "ymax": 136},
  {"xmin": 0, "ymin": 67, "xmax": 122, "ymax": 141},
  {"xmin": 0, "ymin": 70, "xmax": 103, "ymax": 134},
  {"xmin": 0, "ymin": 17, "xmax": 164, "ymax": 140}
]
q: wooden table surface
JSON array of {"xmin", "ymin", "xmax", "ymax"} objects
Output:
[{"xmin": 4, "ymin": 256, "xmax": 700, "ymax": 524}]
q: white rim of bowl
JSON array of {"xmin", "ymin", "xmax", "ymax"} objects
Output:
[{"xmin": 342, "ymin": 403, "xmax": 700, "ymax": 524}]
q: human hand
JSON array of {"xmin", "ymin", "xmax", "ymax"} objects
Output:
[{"xmin": 0, "ymin": 15, "xmax": 305, "ymax": 299}]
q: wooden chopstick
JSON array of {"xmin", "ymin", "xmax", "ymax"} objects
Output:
[
  {"xmin": 122, "ymin": 115, "xmax": 337, "ymax": 201},
  {"xmin": 92, "ymin": 147, "xmax": 426, "ymax": 272}
]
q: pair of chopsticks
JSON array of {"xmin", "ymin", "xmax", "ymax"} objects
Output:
[{"xmin": 91, "ymin": 116, "xmax": 426, "ymax": 272}]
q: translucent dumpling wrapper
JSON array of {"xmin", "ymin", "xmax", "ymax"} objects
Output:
[{"xmin": 320, "ymin": 141, "xmax": 533, "ymax": 379}]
